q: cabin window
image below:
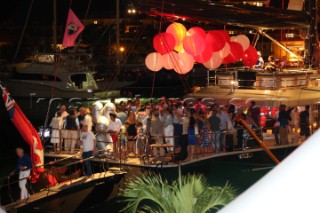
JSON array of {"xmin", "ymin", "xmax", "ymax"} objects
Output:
[
  {"xmin": 12, "ymin": 71, "xmax": 61, "ymax": 81},
  {"xmin": 70, "ymin": 74, "xmax": 87, "ymax": 89}
]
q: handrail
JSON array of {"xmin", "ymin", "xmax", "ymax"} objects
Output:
[
  {"xmin": 235, "ymin": 115, "xmax": 280, "ymax": 164},
  {"xmin": 1, "ymin": 149, "xmax": 108, "ymax": 206}
]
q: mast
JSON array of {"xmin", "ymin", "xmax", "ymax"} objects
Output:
[
  {"xmin": 13, "ymin": 0, "xmax": 34, "ymax": 62},
  {"xmin": 116, "ymin": 0, "xmax": 121, "ymax": 76},
  {"xmin": 305, "ymin": 0, "xmax": 319, "ymax": 68}
]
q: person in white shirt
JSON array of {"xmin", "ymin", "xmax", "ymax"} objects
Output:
[
  {"xmin": 217, "ymin": 105, "xmax": 230, "ymax": 151},
  {"xmin": 80, "ymin": 107, "xmax": 93, "ymax": 131},
  {"xmin": 107, "ymin": 112, "xmax": 122, "ymax": 153},
  {"xmin": 80, "ymin": 124, "xmax": 96, "ymax": 178},
  {"xmin": 55, "ymin": 104, "xmax": 69, "ymax": 120},
  {"xmin": 50, "ymin": 111, "xmax": 63, "ymax": 153}
]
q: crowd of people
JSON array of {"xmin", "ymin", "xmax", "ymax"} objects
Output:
[{"xmin": 48, "ymin": 97, "xmax": 312, "ymax": 165}]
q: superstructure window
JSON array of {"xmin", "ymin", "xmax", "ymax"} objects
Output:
[{"xmin": 70, "ymin": 74, "xmax": 87, "ymax": 89}]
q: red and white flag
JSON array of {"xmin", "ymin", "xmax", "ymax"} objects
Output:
[
  {"xmin": 0, "ymin": 83, "xmax": 44, "ymax": 182},
  {"xmin": 62, "ymin": 8, "xmax": 85, "ymax": 48}
]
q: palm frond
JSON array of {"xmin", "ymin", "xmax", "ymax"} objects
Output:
[
  {"xmin": 119, "ymin": 173, "xmax": 236, "ymax": 213},
  {"xmin": 172, "ymin": 174, "xmax": 207, "ymax": 213},
  {"xmin": 196, "ymin": 182, "xmax": 236, "ymax": 213},
  {"xmin": 120, "ymin": 172, "xmax": 174, "ymax": 213}
]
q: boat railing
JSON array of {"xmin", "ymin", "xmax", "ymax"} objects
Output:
[
  {"xmin": 0, "ymin": 150, "xmax": 108, "ymax": 205},
  {"xmin": 206, "ymin": 68, "xmax": 314, "ymax": 90},
  {"xmin": 45, "ymin": 127, "xmax": 266, "ymax": 162}
]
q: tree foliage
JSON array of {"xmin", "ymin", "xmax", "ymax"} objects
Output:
[{"xmin": 119, "ymin": 172, "xmax": 235, "ymax": 213}]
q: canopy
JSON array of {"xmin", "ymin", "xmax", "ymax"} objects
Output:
[
  {"xmin": 135, "ymin": 0, "xmax": 310, "ymax": 29},
  {"xmin": 186, "ymin": 86, "xmax": 320, "ymax": 107}
]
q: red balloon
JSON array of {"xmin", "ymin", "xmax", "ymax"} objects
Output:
[
  {"xmin": 206, "ymin": 30, "xmax": 227, "ymax": 52},
  {"xmin": 218, "ymin": 30, "xmax": 231, "ymax": 42},
  {"xmin": 194, "ymin": 45, "xmax": 212, "ymax": 63},
  {"xmin": 223, "ymin": 42, "xmax": 243, "ymax": 64},
  {"xmin": 153, "ymin": 33, "xmax": 176, "ymax": 54},
  {"xmin": 242, "ymin": 45, "xmax": 258, "ymax": 67}
]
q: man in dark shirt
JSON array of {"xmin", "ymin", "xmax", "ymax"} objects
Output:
[
  {"xmin": 277, "ymin": 105, "xmax": 291, "ymax": 145},
  {"xmin": 299, "ymin": 105, "xmax": 310, "ymax": 139},
  {"xmin": 208, "ymin": 108, "xmax": 221, "ymax": 153},
  {"xmin": 11, "ymin": 148, "xmax": 32, "ymax": 200},
  {"xmin": 247, "ymin": 101, "xmax": 260, "ymax": 129}
]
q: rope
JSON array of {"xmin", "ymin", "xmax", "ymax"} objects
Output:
[
  {"xmin": 42, "ymin": 50, "xmax": 63, "ymax": 141},
  {"xmin": 150, "ymin": 0, "xmax": 165, "ymax": 99},
  {"xmin": 13, "ymin": 0, "xmax": 34, "ymax": 62}
]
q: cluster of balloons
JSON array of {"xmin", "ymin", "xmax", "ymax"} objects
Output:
[{"xmin": 145, "ymin": 22, "xmax": 259, "ymax": 74}]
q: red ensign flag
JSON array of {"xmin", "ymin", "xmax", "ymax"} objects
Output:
[
  {"xmin": 0, "ymin": 83, "xmax": 44, "ymax": 182},
  {"xmin": 62, "ymin": 9, "xmax": 85, "ymax": 48}
]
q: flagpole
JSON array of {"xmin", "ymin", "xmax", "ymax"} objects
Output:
[{"xmin": 53, "ymin": 0, "xmax": 57, "ymax": 54}]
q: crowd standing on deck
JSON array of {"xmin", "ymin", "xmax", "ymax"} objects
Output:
[{"xmin": 48, "ymin": 97, "xmax": 312, "ymax": 162}]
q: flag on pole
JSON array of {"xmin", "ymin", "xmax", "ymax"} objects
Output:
[
  {"xmin": 62, "ymin": 8, "xmax": 85, "ymax": 48},
  {"xmin": 0, "ymin": 83, "xmax": 44, "ymax": 183}
]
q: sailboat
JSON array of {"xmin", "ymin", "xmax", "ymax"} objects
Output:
[{"xmin": 0, "ymin": 5, "xmax": 126, "ymax": 212}]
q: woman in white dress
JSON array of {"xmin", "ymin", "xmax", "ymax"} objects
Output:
[{"xmin": 50, "ymin": 112, "xmax": 63, "ymax": 153}]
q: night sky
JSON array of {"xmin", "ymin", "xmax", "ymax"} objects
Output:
[{"xmin": 0, "ymin": 0, "xmax": 123, "ymax": 25}]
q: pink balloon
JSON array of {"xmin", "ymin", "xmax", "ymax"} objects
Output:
[
  {"xmin": 219, "ymin": 42, "xmax": 230, "ymax": 59},
  {"xmin": 174, "ymin": 52, "xmax": 195, "ymax": 74},
  {"xmin": 188, "ymin": 27, "xmax": 207, "ymax": 39},
  {"xmin": 183, "ymin": 27, "xmax": 207, "ymax": 56},
  {"xmin": 194, "ymin": 45, "xmax": 212, "ymax": 63},
  {"xmin": 162, "ymin": 52, "xmax": 176, "ymax": 70},
  {"xmin": 203, "ymin": 52, "xmax": 222, "ymax": 70},
  {"xmin": 166, "ymin": 22, "xmax": 187, "ymax": 52},
  {"xmin": 145, "ymin": 52, "xmax": 163, "ymax": 72},
  {"xmin": 183, "ymin": 33, "xmax": 206, "ymax": 56},
  {"xmin": 242, "ymin": 45, "xmax": 259, "ymax": 67},
  {"xmin": 232, "ymin": 34, "xmax": 250, "ymax": 51},
  {"xmin": 206, "ymin": 30, "xmax": 227, "ymax": 52},
  {"xmin": 153, "ymin": 33, "xmax": 176, "ymax": 54}
]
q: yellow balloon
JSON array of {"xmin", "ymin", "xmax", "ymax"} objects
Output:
[{"xmin": 166, "ymin": 22, "xmax": 187, "ymax": 53}]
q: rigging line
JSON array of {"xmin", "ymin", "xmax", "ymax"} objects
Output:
[
  {"xmin": 106, "ymin": 25, "xmax": 147, "ymax": 92},
  {"xmin": 106, "ymin": 28, "xmax": 146, "ymax": 92},
  {"xmin": 91, "ymin": 22, "xmax": 113, "ymax": 50},
  {"xmin": 42, "ymin": 49, "xmax": 63, "ymax": 140},
  {"xmin": 151, "ymin": 0, "xmax": 165, "ymax": 99},
  {"xmin": 76, "ymin": 0, "xmax": 92, "ymax": 47},
  {"xmin": 13, "ymin": 0, "xmax": 34, "ymax": 63},
  {"xmin": 125, "ymin": 26, "xmax": 148, "ymax": 65}
]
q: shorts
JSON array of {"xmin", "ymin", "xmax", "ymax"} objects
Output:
[{"xmin": 120, "ymin": 138, "xmax": 127, "ymax": 146}]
